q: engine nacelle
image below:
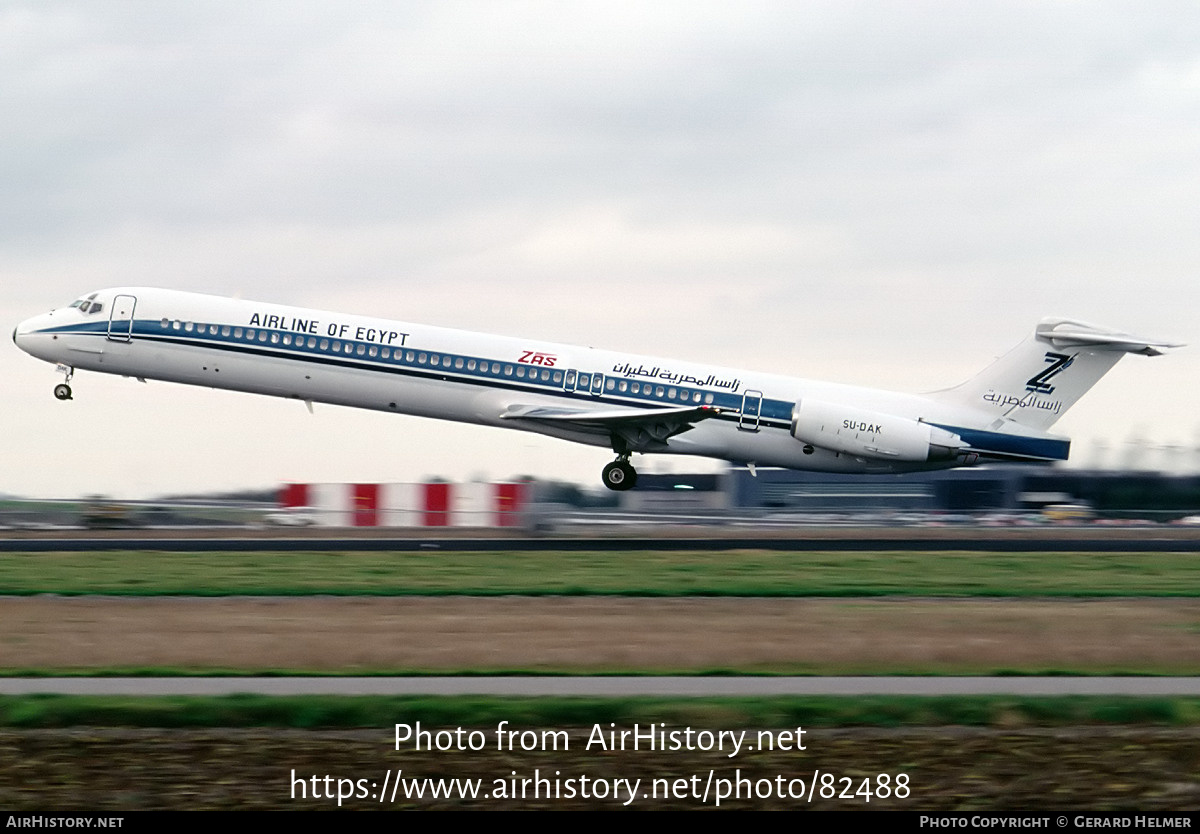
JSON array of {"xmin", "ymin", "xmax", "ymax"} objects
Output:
[{"xmin": 790, "ymin": 399, "xmax": 965, "ymax": 462}]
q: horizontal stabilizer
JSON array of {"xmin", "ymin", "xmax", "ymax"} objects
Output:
[{"xmin": 1036, "ymin": 319, "xmax": 1183, "ymax": 356}]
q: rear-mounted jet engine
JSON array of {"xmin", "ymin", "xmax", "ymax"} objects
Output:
[{"xmin": 790, "ymin": 399, "xmax": 965, "ymax": 462}]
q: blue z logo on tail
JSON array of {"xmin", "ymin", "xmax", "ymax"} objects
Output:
[{"xmin": 1026, "ymin": 352, "xmax": 1075, "ymax": 394}]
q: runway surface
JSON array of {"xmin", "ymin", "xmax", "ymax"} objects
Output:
[{"xmin": 3, "ymin": 676, "xmax": 1199, "ymax": 696}]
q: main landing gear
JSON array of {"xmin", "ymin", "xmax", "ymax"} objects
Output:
[
  {"xmin": 602, "ymin": 456, "xmax": 638, "ymax": 491},
  {"xmin": 53, "ymin": 366, "xmax": 74, "ymax": 401}
]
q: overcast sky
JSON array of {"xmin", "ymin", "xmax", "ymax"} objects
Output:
[{"xmin": 4, "ymin": 1, "xmax": 1199, "ymax": 498}]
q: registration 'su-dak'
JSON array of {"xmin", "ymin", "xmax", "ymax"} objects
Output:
[{"xmin": 13, "ymin": 288, "xmax": 1180, "ymax": 490}]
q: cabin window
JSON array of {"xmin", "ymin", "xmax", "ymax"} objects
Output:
[
  {"xmin": 618, "ymin": 381, "xmax": 628, "ymax": 393},
  {"xmin": 209, "ymin": 324, "xmax": 218, "ymax": 335},
  {"xmin": 480, "ymin": 361, "xmax": 489, "ymax": 373},
  {"xmin": 259, "ymin": 332, "xmax": 268, "ymax": 343},
  {"xmin": 160, "ymin": 318, "xmax": 169, "ymax": 328},
  {"xmin": 405, "ymin": 351, "xmax": 414, "ymax": 362},
  {"xmin": 656, "ymin": 386, "xmax": 665, "ymax": 398},
  {"xmin": 245, "ymin": 328, "xmax": 255, "ymax": 340},
  {"xmin": 282, "ymin": 334, "xmax": 292, "ymax": 345},
  {"xmin": 271, "ymin": 333, "xmax": 280, "ymax": 344},
  {"xmin": 184, "ymin": 322, "xmax": 194, "ymax": 332},
  {"xmin": 332, "ymin": 340, "xmax": 341, "ymax": 352},
  {"xmin": 705, "ymin": 393, "xmax": 714, "ymax": 404},
  {"xmin": 541, "ymin": 369, "xmax": 550, "ymax": 381},
  {"xmin": 222, "ymin": 326, "xmax": 231, "ymax": 337},
  {"xmin": 467, "ymin": 359, "xmax": 476, "ymax": 371},
  {"xmin": 577, "ymin": 373, "xmax": 589, "ymax": 387},
  {"xmin": 343, "ymin": 342, "xmax": 352, "ymax": 353},
  {"xmin": 380, "ymin": 348, "xmax": 389, "ymax": 359},
  {"xmin": 307, "ymin": 337, "xmax": 316, "ymax": 348},
  {"xmin": 505, "ymin": 365, "xmax": 514, "ymax": 377},
  {"xmin": 693, "ymin": 392, "xmax": 702, "ymax": 403},
  {"xmin": 356, "ymin": 344, "xmax": 365, "ymax": 356},
  {"xmin": 668, "ymin": 388, "xmax": 677, "ymax": 399},
  {"xmin": 516, "ymin": 367, "xmax": 526, "ymax": 378},
  {"xmin": 234, "ymin": 327, "xmax": 243, "ymax": 338},
  {"xmin": 369, "ymin": 346, "xmax": 379, "ymax": 357},
  {"xmin": 442, "ymin": 356, "xmax": 451, "ymax": 368},
  {"xmin": 553, "ymin": 371, "xmax": 562, "ymax": 384},
  {"xmin": 454, "ymin": 358, "xmax": 463, "ymax": 370}
]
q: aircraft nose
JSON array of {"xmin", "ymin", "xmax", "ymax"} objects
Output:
[{"xmin": 12, "ymin": 314, "xmax": 48, "ymax": 355}]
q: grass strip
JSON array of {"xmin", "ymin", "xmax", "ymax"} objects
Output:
[
  {"xmin": 3, "ymin": 549, "xmax": 1200, "ymax": 596},
  {"xmin": 1, "ymin": 694, "xmax": 1198, "ymax": 729}
]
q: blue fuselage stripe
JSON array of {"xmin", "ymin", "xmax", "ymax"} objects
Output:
[{"xmin": 929, "ymin": 423, "xmax": 1070, "ymax": 461}]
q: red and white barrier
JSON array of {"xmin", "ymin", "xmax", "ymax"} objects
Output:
[{"xmin": 278, "ymin": 481, "xmax": 529, "ymax": 528}]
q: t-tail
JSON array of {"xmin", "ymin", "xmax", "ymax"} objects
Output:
[{"xmin": 928, "ymin": 317, "xmax": 1181, "ymax": 432}]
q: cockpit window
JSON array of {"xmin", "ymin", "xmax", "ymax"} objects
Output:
[{"xmin": 69, "ymin": 293, "xmax": 103, "ymax": 315}]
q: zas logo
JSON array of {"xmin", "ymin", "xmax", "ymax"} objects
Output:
[
  {"xmin": 518, "ymin": 350, "xmax": 557, "ymax": 367},
  {"xmin": 1025, "ymin": 352, "xmax": 1075, "ymax": 394}
]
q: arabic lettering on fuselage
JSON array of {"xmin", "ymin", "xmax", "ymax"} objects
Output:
[
  {"xmin": 982, "ymin": 389, "xmax": 1063, "ymax": 415},
  {"xmin": 248, "ymin": 312, "xmax": 409, "ymax": 346},
  {"xmin": 611, "ymin": 362, "xmax": 741, "ymax": 393}
]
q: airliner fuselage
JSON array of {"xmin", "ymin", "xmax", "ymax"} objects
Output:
[{"xmin": 14, "ymin": 287, "xmax": 1176, "ymax": 489}]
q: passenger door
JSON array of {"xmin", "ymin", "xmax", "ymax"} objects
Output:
[{"xmin": 106, "ymin": 294, "xmax": 137, "ymax": 342}]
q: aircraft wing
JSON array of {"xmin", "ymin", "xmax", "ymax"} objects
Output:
[{"xmin": 499, "ymin": 403, "xmax": 726, "ymax": 452}]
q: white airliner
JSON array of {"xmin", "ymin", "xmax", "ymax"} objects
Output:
[{"xmin": 13, "ymin": 287, "xmax": 1179, "ymax": 490}]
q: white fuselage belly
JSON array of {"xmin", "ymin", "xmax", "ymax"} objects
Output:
[{"xmin": 15, "ymin": 287, "xmax": 1078, "ymax": 477}]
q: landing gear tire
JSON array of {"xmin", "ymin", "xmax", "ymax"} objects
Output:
[
  {"xmin": 602, "ymin": 460, "xmax": 637, "ymax": 492},
  {"xmin": 53, "ymin": 383, "xmax": 72, "ymax": 401}
]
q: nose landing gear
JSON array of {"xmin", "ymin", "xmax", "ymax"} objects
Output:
[
  {"xmin": 601, "ymin": 456, "xmax": 637, "ymax": 491},
  {"xmin": 53, "ymin": 365, "xmax": 74, "ymax": 401}
]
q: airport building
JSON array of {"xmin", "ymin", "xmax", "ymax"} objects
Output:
[{"xmin": 624, "ymin": 466, "xmax": 1200, "ymax": 520}]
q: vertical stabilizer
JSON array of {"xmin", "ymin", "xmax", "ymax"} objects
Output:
[{"xmin": 927, "ymin": 317, "xmax": 1180, "ymax": 431}]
